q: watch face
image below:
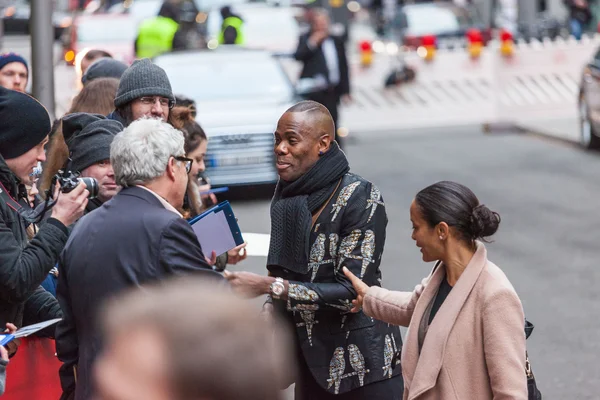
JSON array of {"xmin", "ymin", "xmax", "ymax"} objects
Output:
[{"xmin": 272, "ymin": 283, "xmax": 284, "ymax": 296}]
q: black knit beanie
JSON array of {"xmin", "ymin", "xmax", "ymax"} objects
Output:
[
  {"xmin": 113, "ymin": 58, "xmax": 174, "ymax": 108},
  {"xmin": 0, "ymin": 87, "xmax": 51, "ymax": 159},
  {"xmin": 81, "ymin": 57, "xmax": 128, "ymax": 85},
  {"xmin": 62, "ymin": 112, "xmax": 124, "ymax": 173}
]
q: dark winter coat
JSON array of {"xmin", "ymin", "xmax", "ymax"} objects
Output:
[{"xmin": 0, "ymin": 154, "xmax": 66, "ymax": 329}]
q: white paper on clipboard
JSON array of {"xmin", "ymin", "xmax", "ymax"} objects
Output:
[{"xmin": 191, "ymin": 210, "xmax": 238, "ymax": 256}]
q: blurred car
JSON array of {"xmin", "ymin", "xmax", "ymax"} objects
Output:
[
  {"xmin": 205, "ymin": 3, "xmax": 302, "ymax": 55},
  {"xmin": 154, "ymin": 48, "xmax": 299, "ymax": 188},
  {"xmin": 579, "ymin": 48, "xmax": 600, "ymax": 149},
  {"xmin": 394, "ymin": 2, "xmax": 490, "ymax": 50},
  {"xmin": 62, "ymin": 13, "xmax": 137, "ymax": 67},
  {"xmin": 2, "ymin": 0, "xmax": 72, "ymax": 40}
]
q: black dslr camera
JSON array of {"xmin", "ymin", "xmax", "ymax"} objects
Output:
[{"xmin": 54, "ymin": 170, "xmax": 99, "ymax": 199}]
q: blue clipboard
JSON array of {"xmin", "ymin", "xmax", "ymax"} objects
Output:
[
  {"xmin": 0, "ymin": 334, "xmax": 14, "ymax": 347},
  {"xmin": 188, "ymin": 201, "xmax": 244, "ymax": 255}
]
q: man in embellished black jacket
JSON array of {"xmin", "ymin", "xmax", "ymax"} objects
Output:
[{"xmin": 225, "ymin": 100, "xmax": 403, "ymax": 399}]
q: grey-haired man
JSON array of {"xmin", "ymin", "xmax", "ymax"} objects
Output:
[{"xmin": 56, "ymin": 119, "xmax": 221, "ymax": 400}]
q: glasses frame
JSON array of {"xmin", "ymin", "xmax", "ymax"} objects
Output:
[
  {"xmin": 138, "ymin": 96, "xmax": 176, "ymax": 109},
  {"xmin": 173, "ymin": 156, "xmax": 193, "ymax": 174}
]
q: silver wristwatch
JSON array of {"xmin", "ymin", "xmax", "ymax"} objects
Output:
[{"xmin": 270, "ymin": 277, "xmax": 285, "ymax": 299}]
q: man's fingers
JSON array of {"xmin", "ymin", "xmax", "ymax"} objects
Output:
[{"xmin": 5, "ymin": 323, "xmax": 16, "ymax": 334}]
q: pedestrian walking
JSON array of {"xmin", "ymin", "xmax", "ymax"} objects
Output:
[
  {"xmin": 343, "ymin": 181, "xmax": 528, "ymax": 400},
  {"xmin": 225, "ymin": 101, "xmax": 403, "ymax": 399},
  {"xmin": 56, "ymin": 118, "xmax": 222, "ymax": 400},
  {"xmin": 294, "ymin": 10, "xmax": 350, "ymax": 148},
  {"xmin": 565, "ymin": 0, "xmax": 592, "ymax": 40},
  {"xmin": 0, "ymin": 53, "xmax": 28, "ymax": 93},
  {"xmin": 107, "ymin": 59, "xmax": 175, "ymax": 127}
]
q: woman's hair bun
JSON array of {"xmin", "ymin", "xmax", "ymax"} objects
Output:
[{"xmin": 470, "ymin": 205, "xmax": 500, "ymax": 240}]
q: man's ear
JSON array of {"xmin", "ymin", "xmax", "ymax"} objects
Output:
[
  {"xmin": 318, "ymin": 134, "xmax": 332, "ymax": 154},
  {"xmin": 166, "ymin": 157, "xmax": 177, "ymax": 181}
]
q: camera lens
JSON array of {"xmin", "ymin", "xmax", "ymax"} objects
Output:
[{"xmin": 78, "ymin": 177, "xmax": 99, "ymax": 199}]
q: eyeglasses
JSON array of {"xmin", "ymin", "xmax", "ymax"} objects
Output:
[
  {"xmin": 174, "ymin": 156, "xmax": 193, "ymax": 174},
  {"xmin": 138, "ymin": 96, "xmax": 175, "ymax": 109}
]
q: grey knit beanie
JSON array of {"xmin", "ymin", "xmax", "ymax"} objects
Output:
[
  {"xmin": 113, "ymin": 58, "xmax": 174, "ymax": 108},
  {"xmin": 82, "ymin": 57, "xmax": 128, "ymax": 85},
  {"xmin": 62, "ymin": 113, "xmax": 123, "ymax": 173}
]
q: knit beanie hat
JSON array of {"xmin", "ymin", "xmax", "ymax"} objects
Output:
[
  {"xmin": 0, "ymin": 53, "xmax": 28, "ymax": 74},
  {"xmin": 113, "ymin": 58, "xmax": 174, "ymax": 108},
  {"xmin": 62, "ymin": 112, "xmax": 124, "ymax": 173},
  {"xmin": 0, "ymin": 87, "xmax": 50, "ymax": 159},
  {"xmin": 82, "ymin": 57, "xmax": 128, "ymax": 85}
]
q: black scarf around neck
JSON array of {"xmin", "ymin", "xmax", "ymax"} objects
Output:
[{"xmin": 267, "ymin": 142, "xmax": 349, "ymax": 274}]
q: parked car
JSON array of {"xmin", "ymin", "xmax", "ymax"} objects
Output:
[
  {"xmin": 154, "ymin": 49, "xmax": 299, "ymax": 188},
  {"xmin": 394, "ymin": 2, "xmax": 490, "ymax": 50},
  {"xmin": 579, "ymin": 47, "xmax": 600, "ymax": 149},
  {"xmin": 62, "ymin": 13, "xmax": 137, "ymax": 68},
  {"xmin": 2, "ymin": 0, "xmax": 72, "ymax": 40}
]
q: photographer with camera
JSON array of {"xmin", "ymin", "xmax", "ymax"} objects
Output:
[
  {"xmin": 61, "ymin": 113, "xmax": 124, "ymax": 215},
  {"xmin": 0, "ymin": 87, "xmax": 89, "ymax": 331}
]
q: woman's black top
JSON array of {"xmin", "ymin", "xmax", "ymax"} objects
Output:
[{"xmin": 428, "ymin": 278, "xmax": 453, "ymax": 325}]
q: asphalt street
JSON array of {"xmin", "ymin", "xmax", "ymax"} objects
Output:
[{"xmin": 228, "ymin": 125, "xmax": 600, "ymax": 400}]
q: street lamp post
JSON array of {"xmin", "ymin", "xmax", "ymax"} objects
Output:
[{"xmin": 31, "ymin": 0, "xmax": 56, "ymax": 119}]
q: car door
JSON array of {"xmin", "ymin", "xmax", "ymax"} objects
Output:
[{"xmin": 582, "ymin": 48, "xmax": 600, "ymax": 128}]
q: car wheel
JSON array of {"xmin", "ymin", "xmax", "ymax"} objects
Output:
[{"xmin": 579, "ymin": 97, "xmax": 600, "ymax": 149}]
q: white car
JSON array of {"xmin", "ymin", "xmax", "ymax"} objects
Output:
[{"xmin": 154, "ymin": 49, "xmax": 299, "ymax": 187}]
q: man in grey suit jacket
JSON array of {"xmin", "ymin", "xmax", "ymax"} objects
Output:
[{"xmin": 56, "ymin": 118, "xmax": 222, "ymax": 400}]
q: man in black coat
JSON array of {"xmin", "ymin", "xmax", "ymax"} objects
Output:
[
  {"xmin": 56, "ymin": 118, "xmax": 223, "ymax": 400},
  {"xmin": 226, "ymin": 101, "xmax": 403, "ymax": 399},
  {"xmin": 295, "ymin": 10, "xmax": 350, "ymax": 148},
  {"xmin": 0, "ymin": 88, "xmax": 88, "ymax": 332}
]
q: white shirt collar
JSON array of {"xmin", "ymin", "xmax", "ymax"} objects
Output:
[{"xmin": 136, "ymin": 185, "xmax": 182, "ymax": 217}]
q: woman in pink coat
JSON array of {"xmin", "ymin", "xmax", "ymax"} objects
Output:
[{"xmin": 344, "ymin": 181, "xmax": 528, "ymax": 400}]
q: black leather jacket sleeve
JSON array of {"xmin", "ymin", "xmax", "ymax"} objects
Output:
[
  {"xmin": 22, "ymin": 286, "xmax": 62, "ymax": 338},
  {"xmin": 287, "ymin": 183, "xmax": 387, "ymax": 313},
  {"xmin": 0, "ymin": 213, "xmax": 69, "ymax": 303}
]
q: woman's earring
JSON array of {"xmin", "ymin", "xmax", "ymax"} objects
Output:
[
  {"xmin": 319, "ymin": 151, "xmax": 324, "ymax": 156},
  {"xmin": 439, "ymin": 236, "xmax": 443, "ymax": 240}
]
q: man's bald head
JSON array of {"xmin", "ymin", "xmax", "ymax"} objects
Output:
[{"xmin": 284, "ymin": 100, "xmax": 335, "ymax": 140}]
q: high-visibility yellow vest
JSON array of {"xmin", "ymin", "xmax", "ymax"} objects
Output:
[
  {"xmin": 218, "ymin": 16, "xmax": 244, "ymax": 45},
  {"xmin": 136, "ymin": 16, "xmax": 179, "ymax": 59}
]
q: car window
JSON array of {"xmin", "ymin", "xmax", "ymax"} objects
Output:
[
  {"xmin": 403, "ymin": 6, "xmax": 473, "ymax": 36},
  {"xmin": 159, "ymin": 56, "xmax": 293, "ymax": 102},
  {"xmin": 77, "ymin": 19, "xmax": 137, "ymax": 43}
]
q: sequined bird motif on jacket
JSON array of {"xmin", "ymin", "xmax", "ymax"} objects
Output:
[
  {"xmin": 348, "ymin": 344, "xmax": 370, "ymax": 387},
  {"xmin": 329, "ymin": 233, "xmax": 339, "ymax": 259},
  {"xmin": 328, "ymin": 347, "xmax": 346, "ymax": 394},
  {"xmin": 331, "ymin": 181, "xmax": 361, "ymax": 221},
  {"xmin": 309, "ymin": 234, "xmax": 327, "ymax": 282},
  {"xmin": 366, "ymin": 186, "xmax": 384, "ymax": 223},
  {"xmin": 382, "ymin": 334, "xmax": 394, "ymax": 378},
  {"xmin": 336, "ymin": 230, "xmax": 362, "ymax": 272},
  {"xmin": 360, "ymin": 230, "xmax": 375, "ymax": 279}
]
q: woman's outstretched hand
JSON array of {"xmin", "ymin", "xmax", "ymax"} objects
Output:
[{"xmin": 343, "ymin": 267, "xmax": 370, "ymax": 313}]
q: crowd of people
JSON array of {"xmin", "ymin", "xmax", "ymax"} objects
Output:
[{"xmin": 0, "ymin": 6, "xmax": 539, "ymax": 400}]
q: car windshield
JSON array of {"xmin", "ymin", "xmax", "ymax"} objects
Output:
[
  {"xmin": 77, "ymin": 19, "xmax": 137, "ymax": 43},
  {"xmin": 160, "ymin": 56, "xmax": 293, "ymax": 102},
  {"xmin": 404, "ymin": 6, "xmax": 473, "ymax": 36}
]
